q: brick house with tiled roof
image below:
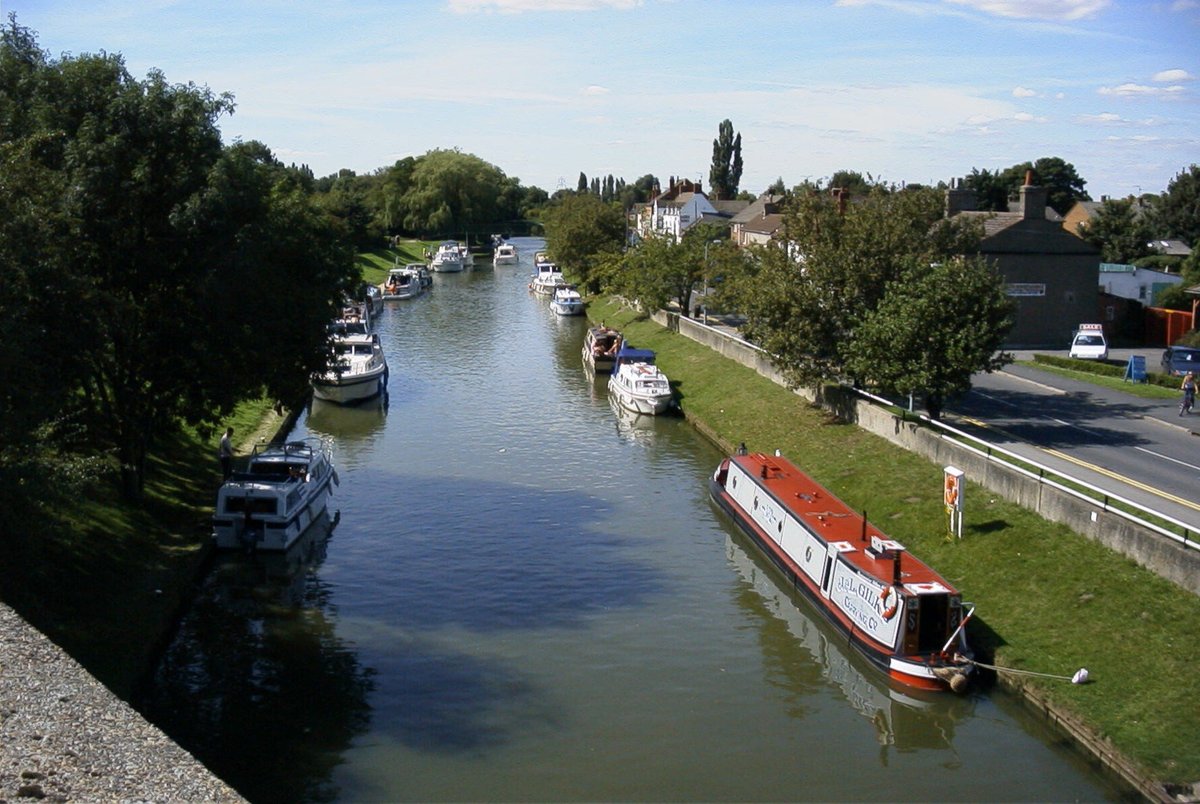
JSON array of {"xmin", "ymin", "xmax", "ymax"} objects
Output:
[
  {"xmin": 949, "ymin": 175, "xmax": 1100, "ymax": 348},
  {"xmin": 730, "ymin": 193, "xmax": 786, "ymax": 247}
]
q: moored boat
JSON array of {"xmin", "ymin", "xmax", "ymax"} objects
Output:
[
  {"xmin": 493, "ymin": 242, "xmax": 518, "ymax": 265},
  {"xmin": 582, "ymin": 325, "xmax": 622, "ymax": 373},
  {"xmin": 430, "ymin": 241, "xmax": 465, "ymax": 272},
  {"xmin": 709, "ymin": 448, "xmax": 974, "ymax": 693},
  {"xmin": 608, "ymin": 345, "xmax": 673, "ymax": 415},
  {"xmin": 212, "ymin": 438, "xmax": 339, "ymax": 552},
  {"xmin": 549, "ymin": 284, "xmax": 584, "ymax": 316},
  {"xmin": 530, "ymin": 259, "xmax": 566, "ymax": 296},
  {"xmin": 311, "ymin": 323, "xmax": 388, "ymax": 404},
  {"xmin": 381, "ymin": 264, "xmax": 425, "ymax": 300}
]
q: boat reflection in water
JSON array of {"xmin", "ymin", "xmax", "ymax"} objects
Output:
[
  {"xmin": 608, "ymin": 391, "xmax": 673, "ymax": 446},
  {"xmin": 139, "ymin": 513, "xmax": 374, "ymax": 804},
  {"xmin": 724, "ymin": 533, "xmax": 973, "ymax": 763},
  {"xmin": 305, "ymin": 394, "xmax": 388, "ymax": 447}
]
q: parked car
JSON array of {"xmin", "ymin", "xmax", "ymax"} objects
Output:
[
  {"xmin": 1068, "ymin": 324, "xmax": 1108, "ymax": 360},
  {"xmin": 1160, "ymin": 345, "xmax": 1200, "ymax": 376}
]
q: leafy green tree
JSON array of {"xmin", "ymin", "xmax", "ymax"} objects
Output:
[
  {"xmin": 1149, "ymin": 164, "xmax": 1200, "ymax": 248},
  {"xmin": 0, "ymin": 20, "xmax": 355, "ymax": 499},
  {"xmin": 999, "ymin": 157, "xmax": 1089, "ymax": 216},
  {"xmin": 398, "ymin": 149, "xmax": 507, "ymax": 237},
  {"xmin": 541, "ymin": 193, "xmax": 625, "ymax": 293},
  {"xmin": 1080, "ymin": 198, "xmax": 1153, "ymax": 263},
  {"xmin": 577, "ymin": 171, "xmax": 588, "ymax": 193},
  {"xmin": 845, "ymin": 257, "xmax": 1014, "ymax": 419},
  {"xmin": 728, "ymin": 186, "xmax": 985, "ymax": 390},
  {"xmin": 708, "ymin": 119, "xmax": 742, "ymax": 200},
  {"xmin": 964, "ymin": 167, "xmax": 1009, "ymax": 212},
  {"xmin": 827, "ymin": 170, "xmax": 874, "ymax": 196}
]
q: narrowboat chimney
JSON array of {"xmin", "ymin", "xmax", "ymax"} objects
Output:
[
  {"xmin": 892, "ymin": 552, "xmax": 902, "ymax": 585},
  {"xmin": 861, "ymin": 511, "xmax": 867, "ymax": 542}
]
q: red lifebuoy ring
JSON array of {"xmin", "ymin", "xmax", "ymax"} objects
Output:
[{"xmin": 880, "ymin": 585, "xmax": 898, "ymax": 621}]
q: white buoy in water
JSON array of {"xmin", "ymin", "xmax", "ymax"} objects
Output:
[{"xmin": 1072, "ymin": 668, "xmax": 1090, "ymax": 685}]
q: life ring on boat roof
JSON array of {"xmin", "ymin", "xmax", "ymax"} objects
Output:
[{"xmin": 879, "ymin": 585, "xmax": 899, "ymax": 621}]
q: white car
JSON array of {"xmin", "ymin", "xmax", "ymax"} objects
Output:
[{"xmin": 1068, "ymin": 324, "xmax": 1108, "ymax": 360}]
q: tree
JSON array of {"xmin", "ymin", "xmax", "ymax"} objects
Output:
[
  {"xmin": 1080, "ymin": 198, "xmax": 1152, "ymax": 263},
  {"xmin": 964, "ymin": 167, "xmax": 1009, "ymax": 212},
  {"xmin": 845, "ymin": 257, "xmax": 1014, "ymax": 419},
  {"xmin": 0, "ymin": 20, "xmax": 355, "ymax": 499},
  {"xmin": 541, "ymin": 193, "xmax": 625, "ymax": 293},
  {"xmin": 827, "ymin": 170, "xmax": 874, "ymax": 196},
  {"xmin": 708, "ymin": 119, "xmax": 742, "ymax": 200},
  {"xmin": 727, "ymin": 186, "xmax": 988, "ymax": 390},
  {"xmin": 398, "ymin": 149, "xmax": 507, "ymax": 237},
  {"xmin": 1150, "ymin": 164, "xmax": 1200, "ymax": 248},
  {"xmin": 997, "ymin": 157, "xmax": 1089, "ymax": 216}
]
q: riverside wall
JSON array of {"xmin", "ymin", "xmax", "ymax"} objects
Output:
[
  {"xmin": 656, "ymin": 310, "xmax": 1200, "ymax": 597},
  {"xmin": 0, "ymin": 602, "xmax": 244, "ymax": 802}
]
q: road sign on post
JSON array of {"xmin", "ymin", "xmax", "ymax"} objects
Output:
[
  {"xmin": 944, "ymin": 466, "xmax": 964, "ymax": 539},
  {"xmin": 1124, "ymin": 355, "xmax": 1147, "ymax": 383}
]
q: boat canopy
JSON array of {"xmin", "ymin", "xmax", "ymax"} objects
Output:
[{"xmin": 615, "ymin": 346, "xmax": 656, "ymax": 364}]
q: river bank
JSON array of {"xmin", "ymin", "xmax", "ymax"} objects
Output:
[{"xmin": 586, "ymin": 296, "xmax": 1199, "ymax": 799}]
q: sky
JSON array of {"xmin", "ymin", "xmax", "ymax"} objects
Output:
[{"xmin": 6, "ymin": 0, "xmax": 1199, "ymax": 200}]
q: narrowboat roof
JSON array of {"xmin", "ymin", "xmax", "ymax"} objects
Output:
[{"xmin": 729, "ymin": 451, "xmax": 956, "ymax": 593}]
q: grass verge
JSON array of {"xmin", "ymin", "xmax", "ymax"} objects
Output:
[
  {"xmin": 0, "ymin": 397, "xmax": 280, "ymax": 699},
  {"xmin": 592, "ymin": 297, "xmax": 1200, "ymax": 785}
]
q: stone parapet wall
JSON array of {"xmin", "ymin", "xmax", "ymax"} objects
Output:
[{"xmin": 0, "ymin": 602, "xmax": 244, "ymax": 802}]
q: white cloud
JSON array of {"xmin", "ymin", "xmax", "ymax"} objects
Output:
[
  {"xmin": 1170, "ymin": 0, "xmax": 1198, "ymax": 10},
  {"xmin": 449, "ymin": 0, "xmax": 643, "ymax": 12},
  {"xmin": 1012, "ymin": 86, "xmax": 1037, "ymax": 97},
  {"xmin": 943, "ymin": 0, "xmax": 1110, "ymax": 21},
  {"xmin": 1013, "ymin": 111, "xmax": 1047, "ymax": 122},
  {"xmin": 583, "ymin": 85, "xmax": 611, "ymax": 96},
  {"xmin": 1099, "ymin": 83, "xmax": 1187, "ymax": 97},
  {"xmin": 1080, "ymin": 112, "xmax": 1123, "ymax": 123},
  {"xmin": 1153, "ymin": 69, "xmax": 1192, "ymax": 82}
]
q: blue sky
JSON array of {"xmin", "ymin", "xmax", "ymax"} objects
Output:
[{"xmin": 7, "ymin": 0, "xmax": 1199, "ymax": 199}]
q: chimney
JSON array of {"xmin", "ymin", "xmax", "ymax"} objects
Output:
[
  {"xmin": 945, "ymin": 177, "xmax": 976, "ymax": 217},
  {"xmin": 1019, "ymin": 170, "xmax": 1047, "ymax": 221}
]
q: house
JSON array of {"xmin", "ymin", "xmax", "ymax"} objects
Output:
[
  {"xmin": 730, "ymin": 193, "xmax": 786, "ymax": 248},
  {"xmin": 1099, "ymin": 262, "xmax": 1182, "ymax": 306},
  {"xmin": 948, "ymin": 173, "xmax": 1101, "ymax": 348},
  {"xmin": 637, "ymin": 179, "xmax": 720, "ymax": 242},
  {"xmin": 1061, "ymin": 196, "xmax": 1154, "ymax": 237}
]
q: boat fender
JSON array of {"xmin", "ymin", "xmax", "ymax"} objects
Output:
[{"xmin": 879, "ymin": 585, "xmax": 899, "ymax": 620}]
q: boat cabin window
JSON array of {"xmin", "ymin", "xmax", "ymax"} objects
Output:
[
  {"xmin": 916, "ymin": 595, "xmax": 952, "ymax": 652},
  {"xmin": 223, "ymin": 497, "xmax": 278, "ymax": 515}
]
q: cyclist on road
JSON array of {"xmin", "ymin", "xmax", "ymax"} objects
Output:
[{"xmin": 1180, "ymin": 371, "xmax": 1195, "ymax": 416}]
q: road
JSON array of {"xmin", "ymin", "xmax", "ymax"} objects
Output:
[{"xmin": 944, "ymin": 348, "xmax": 1200, "ymax": 534}]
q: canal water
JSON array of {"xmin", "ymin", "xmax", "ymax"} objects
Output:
[{"xmin": 140, "ymin": 238, "xmax": 1124, "ymax": 802}]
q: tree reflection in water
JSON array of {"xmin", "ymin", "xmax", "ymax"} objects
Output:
[{"xmin": 138, "ymin": 519, "xmax": 373, "ymax": 804}]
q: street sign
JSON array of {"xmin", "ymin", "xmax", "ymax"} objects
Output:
[{"xmin": 1124, "ymin": 355, "xmax": 1147, "ymax": 383}]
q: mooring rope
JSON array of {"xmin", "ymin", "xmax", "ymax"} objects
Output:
[{"xmin": 961, "ymin": 656, "xmax": 1089, "ymax": 684}]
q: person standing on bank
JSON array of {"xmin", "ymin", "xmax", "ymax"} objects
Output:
[{"xmin": 219, "ymin": 427, "xmax": 234, "ymax": 479}]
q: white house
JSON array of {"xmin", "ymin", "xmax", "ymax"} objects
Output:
[
  {"xmin": 1099, "ymin": 262, "xmax": 1182, "ymax": 305},
  {"xmin": 640, "ymin": 179, "xmax": 719, "ymax": 242}
]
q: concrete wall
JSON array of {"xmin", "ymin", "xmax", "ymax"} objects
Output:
[{"xmin": 657, "ymin": 310, "xmax": 1200, "ymax": 595}]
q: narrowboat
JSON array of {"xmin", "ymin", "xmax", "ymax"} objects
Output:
[{"xmin": 709, "ymin": 448, "xmax": 974, "ymax": 692}]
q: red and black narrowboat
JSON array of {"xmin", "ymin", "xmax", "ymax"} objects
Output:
[{"xmin": 710, "ymin": 449, "xmax": 974, "ymax": 692}]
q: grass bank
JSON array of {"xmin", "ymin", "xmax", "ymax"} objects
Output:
[
  {"xmin": 0, "ymin": 397, "xmax": 282, "ymax": 699},
  {"xmin": 592, "ymin": 297, "xmax": 1200, "ymax": 786}
]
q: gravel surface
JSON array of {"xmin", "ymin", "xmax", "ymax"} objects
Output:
[{"xmin": 0, "ymin": 602, "xmax": 244, "ymax": 803}]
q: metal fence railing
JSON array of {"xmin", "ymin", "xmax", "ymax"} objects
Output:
[{"xmin": 852, "ymin": 386, "xmax": 1200, "ymax": 553}]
